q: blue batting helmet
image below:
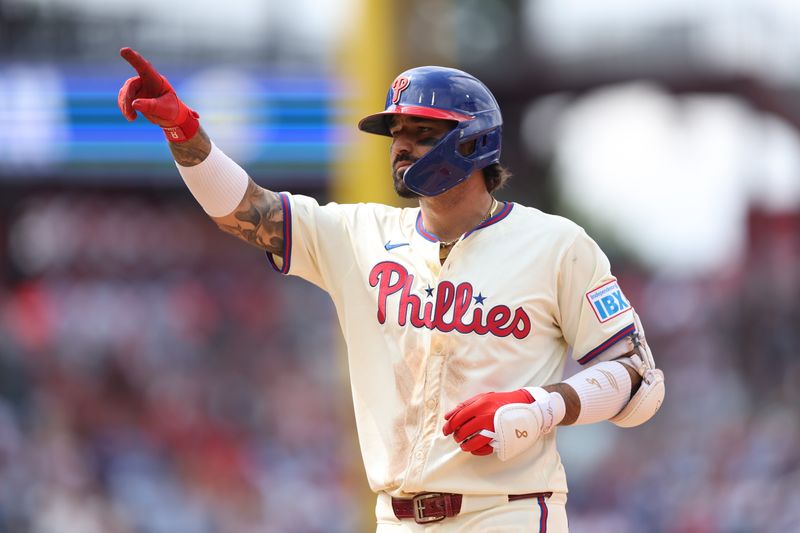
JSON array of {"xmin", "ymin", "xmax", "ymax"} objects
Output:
[{"xmin": 358, "ymin": 66, "xmax": 502, "ymax": 197}]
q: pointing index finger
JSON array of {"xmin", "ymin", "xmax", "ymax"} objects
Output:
[{"xmin": 120, "ymin": 47, "xmax": 159, "ymax": 81}]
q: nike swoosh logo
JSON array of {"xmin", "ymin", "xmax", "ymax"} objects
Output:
[{"xmin": 384, "ymin": 241, "xmax": 410, "ymax": 251}]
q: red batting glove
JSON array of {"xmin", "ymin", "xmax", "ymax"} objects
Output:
[
  {"xmin": 442, "ymin": 389, "xmax": 534, "ymax": 456},
  {"xmin": 117, "ymin": 47, "xmax": 200, "ymax": 142}
]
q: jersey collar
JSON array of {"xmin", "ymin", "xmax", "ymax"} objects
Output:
[{"xmin": 414, "ymin": 201, "xmax": 514, "ymax": 243}]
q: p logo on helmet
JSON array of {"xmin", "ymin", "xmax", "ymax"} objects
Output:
[{"xmin": 391, "ymin": 76, "xmax": 410, "ymax": 104}]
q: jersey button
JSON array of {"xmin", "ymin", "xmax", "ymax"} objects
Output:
[{"xmin": 426, "ymin": 399, "xmax": 437, "ymax": 410}]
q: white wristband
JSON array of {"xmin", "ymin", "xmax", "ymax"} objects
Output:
[
  {"xmin": 176, "ymin": 142, "xmax": 249, "ymax": 217},
  {"xmin": 523, "ymin": 386, "xmax": 566, "ymax": 433},
  {"xmin": 562, "ymin": 361, "xmax": 632, "ymax": 425}
]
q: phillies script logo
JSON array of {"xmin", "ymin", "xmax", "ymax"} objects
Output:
[
  {"xmin": 391, "ymin": 76, "xmax": 410, "ymax": 104},
  {"xmin": 369, "ymin": 262, "xmax": 532, "ymax": 339}
]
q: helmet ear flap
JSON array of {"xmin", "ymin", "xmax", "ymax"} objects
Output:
[
  {"xmin": 458, "ymin": 130, "xmax": 500, "ymax": 161},
  {"xmin": 458, "ymin": 139, "xmax": 477, "ymax": 157},
  {"xmin": 469, "ymin": 127, "xmax": 501, "ymax": 168},
  {"xmin": 403, "ymin": 128, "xmax": 473, "ymax": 196}
]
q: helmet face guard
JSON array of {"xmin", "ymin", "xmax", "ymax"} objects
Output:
[{"xmin": 358, "ymin": 66, "xmax": 503, "ymax": 197}]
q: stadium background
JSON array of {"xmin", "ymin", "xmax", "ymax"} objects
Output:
[{"xmin": 1, "ymin": 0, "xmax": 799, "ymax": 531}]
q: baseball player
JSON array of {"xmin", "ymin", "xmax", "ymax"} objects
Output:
[{"xmin": 118, "ymin": 47, "xmax": 665, "ymax": 532}]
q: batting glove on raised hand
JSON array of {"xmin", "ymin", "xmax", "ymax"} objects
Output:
[
  {"xmin": 118, "ymin": 47, "xmax": 200, "ymax": 142},
  {"xmin": 442, "ymin": 387, "xmax": 565, "ymax": 462}
]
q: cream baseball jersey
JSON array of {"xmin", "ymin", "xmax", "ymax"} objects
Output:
[{"xmin": 267, "ymin": 193, "xmax": 636, "ymax": 498}]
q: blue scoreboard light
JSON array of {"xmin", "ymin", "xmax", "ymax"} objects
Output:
[{"xmin": 0, "ymin": 64, "xmax": 344, "ymax": 186}]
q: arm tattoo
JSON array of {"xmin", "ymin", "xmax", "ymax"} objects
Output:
[
  {"xmin": 169, "ymin": 127, "xmax": 212, "ymax": 166},
  {"xmin": 213, "ymin": 179, "xmax": 285, "ymax": 255}
]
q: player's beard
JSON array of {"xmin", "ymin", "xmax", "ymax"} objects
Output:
[{"xmin": 392, "ymin": 157, "xmax": 421, "ymax": 199}]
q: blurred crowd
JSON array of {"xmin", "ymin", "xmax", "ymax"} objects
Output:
[
  {"xmin": 0, "ymin": 193, "xmax": 797, "ymax": 532},
  {"xmin": 0, "ymin": 193, "xmax": 361, "ymax": 533}
]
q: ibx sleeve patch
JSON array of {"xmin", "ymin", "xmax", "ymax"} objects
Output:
[{"xmin": 586, "ymin": 280, "xmax": 632, "ymax": 322}]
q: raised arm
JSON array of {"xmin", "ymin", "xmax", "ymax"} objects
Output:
[
  {"xmin": 169, "ymin": 130, "xmax": 284, "ymax": 254},
  {"xmin": 117, "ymin": 47, "xmax": 284, "ymax": 255}
]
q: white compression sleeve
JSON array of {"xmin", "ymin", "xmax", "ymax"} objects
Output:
[
  {"xmin": 175, "ymin": 142, "xmax": 249, "ymax": 217},
  {"xmin": 562, "ymin": 361, "xmax": 632, "ymax": 425}
]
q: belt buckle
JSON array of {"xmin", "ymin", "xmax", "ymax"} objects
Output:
[{"xmin": 412, "ymin": 492, "xmax": 446, "ymax": 524}]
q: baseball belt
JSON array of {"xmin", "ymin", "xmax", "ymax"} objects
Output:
[{"xmin": 391, "ymin": 491, "xmax": 553, "ymax": 524}]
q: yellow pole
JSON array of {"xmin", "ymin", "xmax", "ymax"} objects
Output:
[{"xmin": 331, "ymin": 0, "xmax": 397, "ymax": 205}]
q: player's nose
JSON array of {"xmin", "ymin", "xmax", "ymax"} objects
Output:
[{"xmin": 390, "ymin": 134, "xmax": 414, "ymax": 157}]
